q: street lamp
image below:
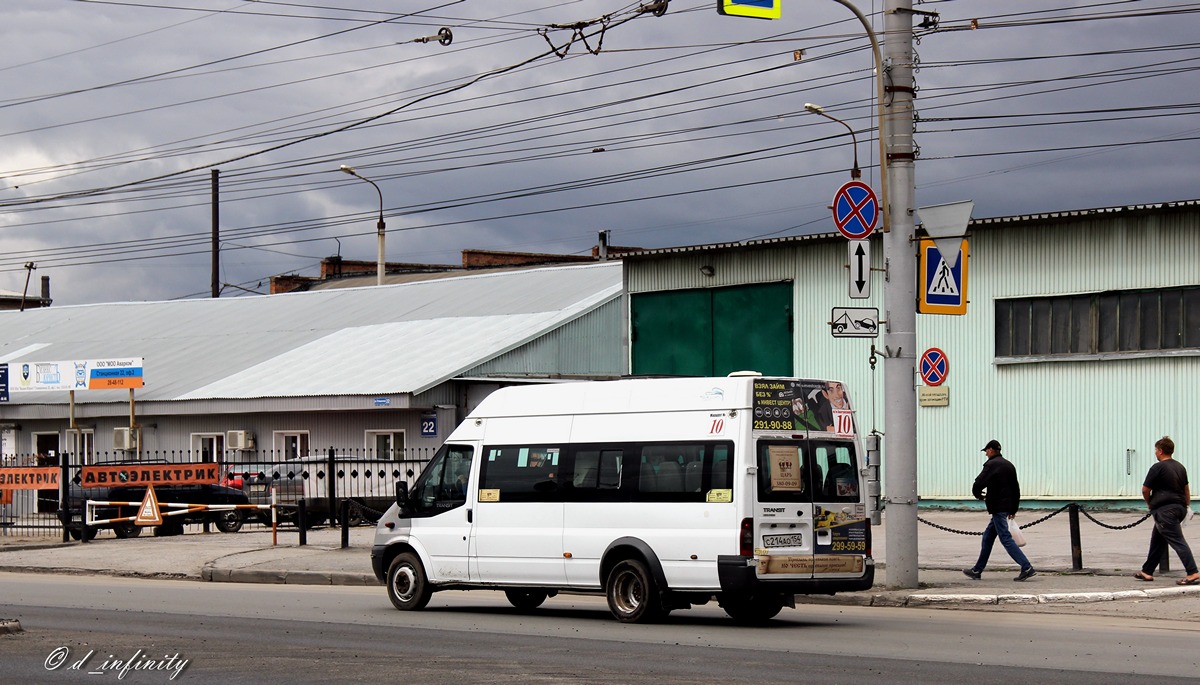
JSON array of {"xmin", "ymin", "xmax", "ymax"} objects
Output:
[
  {"xmin": 803, "ymin": 103, "xmax": 860, "ymax": 179},
  {"xmin": 339, "ymin": 164, "xmax": 387, "ymax": 286}
]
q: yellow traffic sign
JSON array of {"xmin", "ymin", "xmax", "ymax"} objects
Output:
[
  {"xmin": 717, "ymin": 1, "xmax": 781, "ymax": 20},
  {"xmin": 918, "ymin": 238, "xmax": 968, "ymax": 315}
]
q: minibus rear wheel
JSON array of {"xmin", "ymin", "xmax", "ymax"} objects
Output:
[
  {"xmin": 387, "ymin": 552, "xmax": 432, "ymax": 611},
  {"xmin": 606, "ymin": 558, "xmax": 666, "ymax": 623}
]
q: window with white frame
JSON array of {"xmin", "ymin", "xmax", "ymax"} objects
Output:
[
  {"xmin": 192, "ymin": 433, "xmax": 225, "ymax": 463},
  {"xmin": 366, "ymin": 430, "xmax": 405, "ymax": 460},
  {"xmin": 67, "ymin": 430, "xmax": 95, "ymax": 464},
  {"xmin": 275, "ymin": 432, "xmax": 310, "ymax": 460}
]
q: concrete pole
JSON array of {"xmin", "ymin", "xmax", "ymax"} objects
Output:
[{"xmin": 882, "ymin": 0, "xmax": 919, "ymax": 588}]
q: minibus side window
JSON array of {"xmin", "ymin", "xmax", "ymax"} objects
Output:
[
  {"xmin": 479, "ymin": 445, "xmax": 564, "ymax": 501},
  {"xmin": 568, "ymin": 447, "xmax": 623, "ymax": 501},
  {"xmin": 408, "ymin": 444, "xmax": 474, "ymax": 516},
  {"xmin": 711, "ymin": 445, "xmax": 731, "ymax": 490},
  {"xmin": 634, "ymin": 442, "xmax": 734, "ymax": 502}
]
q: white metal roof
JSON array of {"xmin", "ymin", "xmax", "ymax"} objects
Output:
[{"xmin": 0, "ymin": 262, "xmax": 622, "ymax": 403}]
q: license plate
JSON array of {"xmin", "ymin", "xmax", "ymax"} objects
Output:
[
  {"xmin": 762, "ymin": 533, "xmax": 804, "ymax": 548},
  {"xmin": 249, "ymin": 484, "xmax": 267, "ymax": 493}
]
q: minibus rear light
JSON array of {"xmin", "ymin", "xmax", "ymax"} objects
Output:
[{"xmin": 739, "ymin": 517, "xmax": 754, "ymax": 557}]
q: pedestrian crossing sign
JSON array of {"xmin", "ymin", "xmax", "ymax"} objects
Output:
[{"xmin": 918, "ymin": 238, "xmax": 968, "ymax": 315}]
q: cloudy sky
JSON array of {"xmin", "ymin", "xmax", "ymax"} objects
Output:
[{"xmin": 2, "ymin": 0, "xmax": 1197, "ymax": 305}]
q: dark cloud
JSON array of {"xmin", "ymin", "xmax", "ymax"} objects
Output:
[{"xmin": 2, "ymin": 1, "xmax": 1196, "ymax": 304}]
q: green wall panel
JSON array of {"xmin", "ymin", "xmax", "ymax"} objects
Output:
[
  {"xmin": 712, "ymin": 282, "xmax": 793, "ymax": 376},
  {"xmin": 632, "ymin": 283, "xmax": 793, "ymax": 377}
]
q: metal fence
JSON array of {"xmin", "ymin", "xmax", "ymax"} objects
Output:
[{"xmin": 0, "ymin": 447, "xmax": 434, "ymax": 540}]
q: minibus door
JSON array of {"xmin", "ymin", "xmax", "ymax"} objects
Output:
[
  {"xmin": 809, "ymin": 439, "xmax": 870, "ymax": 580},
  {"xmin": 755, "ymin": 439, "xmax": 817, "ymax": 579},
  {"xmin": 408, "ymin": 444, "xmax": 474, "ymax": 582}
]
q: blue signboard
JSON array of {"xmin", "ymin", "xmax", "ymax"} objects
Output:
[
  {"xmin": 0, "ymin": 363, "xmax": 7, "ymax": 402},
  {"xmin": 421, "ymin": 413, "xmax": 438, "ymax": 438}
]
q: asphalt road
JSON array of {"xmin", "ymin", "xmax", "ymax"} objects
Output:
[{"xmin": 2, "ymin": 572, "xmax": 1198, "ymax": 684}]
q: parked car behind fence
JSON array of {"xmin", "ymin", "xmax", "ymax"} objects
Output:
[{"xmin": 222, "ymin": 454, "xmax": 421, "ymax": 527}]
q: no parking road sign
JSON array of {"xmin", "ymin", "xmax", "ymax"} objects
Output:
[
  {"xmin": 919, "ymin": 348, "xmax": 949, "ymax": 386},
  {"xmin": 832, "ymin": 181, "xmax": 879, "ymax": 240}
]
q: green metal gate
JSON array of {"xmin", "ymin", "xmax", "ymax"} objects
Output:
[{"xmin": 631, "ymin": 282, "xmax": 793, "ymax": 377}]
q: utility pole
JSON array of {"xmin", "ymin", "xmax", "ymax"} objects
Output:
[
  {"xmin": 19, "ymin": 262, "xmax": 36, "ymax": 312},
  {"xmin": 881, "ymin": 0, "xmax": 920, "ymax": 588},
  {"xmin": 211, "ymin": 169, "xmax": 220, "ymax": 298}
]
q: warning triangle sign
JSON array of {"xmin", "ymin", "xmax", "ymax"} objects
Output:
[{"xmin": 136, "ymin": 485, "xmax": 163, "ymax": 526}]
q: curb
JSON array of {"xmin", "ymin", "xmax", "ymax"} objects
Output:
[
  {"xmin": 201, "ymin": 562, "xmax": 380, "ymax": 586},
  {"xmin": 798, "ymin": 583, "xmax": 1200, "ymax": 607}
]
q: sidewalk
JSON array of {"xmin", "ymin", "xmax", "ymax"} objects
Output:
[{"xmin": 1, "ymin": 509, "xmax": 1198, "ymax": 610}]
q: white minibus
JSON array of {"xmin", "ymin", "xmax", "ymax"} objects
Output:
[{"xmin": 370, "ymin": 374, "xmax": 878, "ymax": 623}]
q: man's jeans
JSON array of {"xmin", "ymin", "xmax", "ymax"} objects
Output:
[
  {"xmin": 1142, "ymin": 503, "xmax": 1199, "ymax": 576},
  {"xmin": 971, "ymin": 512, "xmax": 1032, "ymax": 572}
]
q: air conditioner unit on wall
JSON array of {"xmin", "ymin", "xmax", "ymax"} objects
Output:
[
  {"xmin": 113, "ymin": 427, "xmax": 138, "ymax": 451},
  {"xmin": 227, "ymin": 430, "xmax": 256, "ymax": 451}
]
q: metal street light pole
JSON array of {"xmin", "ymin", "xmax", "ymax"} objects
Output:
[
  {"xmin": 803, "ymin": 103, "xmax": 861, "ymax": 179},
  {"xmin": 823, "ymin": 0, "xmax": 889, "ymax": 234},
  {"xmin": 339, "ymin": 165, "xmax": 387, "ymax": 286}
]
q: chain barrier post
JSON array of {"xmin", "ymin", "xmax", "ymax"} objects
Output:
[
  {"xmin": 1159, "ymin": 545, "xmax": 1171, "ymax": 574},
  {"xmin": 59, "ymin": 453, "xmax": 71, "ymax": 543},
  {"xmin": 1068, "ymin": 503, "xmax": 1084, "ymax": 570},
  {"xmin": 340, "ymin": 499, "xmax": 350, "ymax": 549},
  {"xmin": 326, "ymin": 446, "xmax": 337, "ymax": 527},
  {"xmin": 298, "ymin": 499, "xmax": 307, "ymax": 547}
]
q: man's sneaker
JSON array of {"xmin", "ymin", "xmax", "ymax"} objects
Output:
[
  {"xmin": 962, "ymin": 568, "xmax": 982, "ymax": 580},
  {"xmin": 1014, "ymin": 567, "xmax": 1036, "ymax": 582}
]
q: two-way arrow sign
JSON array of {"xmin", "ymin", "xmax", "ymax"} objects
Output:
[{"xmin": 848, "ymin": 240, "xmax": 870, "ymax": 299}]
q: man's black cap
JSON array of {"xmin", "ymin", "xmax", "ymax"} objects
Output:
[{"xmin": 982, "ymin": 439, "xmax": 1002, "ymax": 452}]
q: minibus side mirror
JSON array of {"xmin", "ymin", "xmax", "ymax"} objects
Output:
[{"xmin": 395, "ymin": 481, "xmax": 410, "ymax": 510}]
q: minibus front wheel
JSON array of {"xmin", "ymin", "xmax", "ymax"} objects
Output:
[{"xmin": 387, "ymin": 552, "xmax": 433, "ymax": 611}]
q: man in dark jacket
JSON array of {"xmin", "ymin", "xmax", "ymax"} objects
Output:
[{"xmin": 963, "ymin": 440, "xmax": 1036, "ymax": 581}]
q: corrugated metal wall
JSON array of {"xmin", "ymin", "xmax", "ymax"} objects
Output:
[
  {"xmin": 460, "ymin": 297, "xmax": 625, "ymax": 378},
  {"xmin": 625, "ymin": 206, "xmax": 1200, "ymax": 502},
  {"xmin": 919, "ymin": 210, "xmax": 1200, "ymax": 502}
]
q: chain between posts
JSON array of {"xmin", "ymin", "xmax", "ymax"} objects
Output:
[{"xmin": 917, "ymin": 504, "xmax": 1151, "ymax": 536}]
